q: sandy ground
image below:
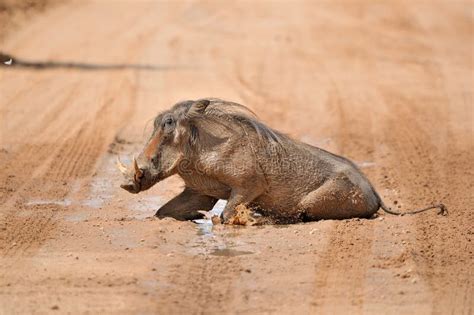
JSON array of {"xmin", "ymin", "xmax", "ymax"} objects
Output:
[{"xmin": 0, "ymin": 1, "xmax": 473, "ymax": 314}]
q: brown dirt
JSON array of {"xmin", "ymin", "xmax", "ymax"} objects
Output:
[
  {"xmin": 0, "ymin": 1, "xmax": 472, "ymax": 314},
  {"xmin": 0, "ymin": 0, "xmax": 57, "ymax": 40}
]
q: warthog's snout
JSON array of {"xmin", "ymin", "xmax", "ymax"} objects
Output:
[{"xmin": 117, "ymin": 156, "xmax": 149, "ymax": 194}]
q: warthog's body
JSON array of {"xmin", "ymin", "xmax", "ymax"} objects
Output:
[{"xmin": 120, "ymin": 98, "xmax": 445, "ymax": 223}]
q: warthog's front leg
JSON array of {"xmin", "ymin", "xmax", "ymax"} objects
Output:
[
  {"xmin": 155, "ymin": 187, "xmax": 217, "ymax": 221},
  {"xmin": 221, "ymin": 187, "xmax": 264, "ymax": 223}
]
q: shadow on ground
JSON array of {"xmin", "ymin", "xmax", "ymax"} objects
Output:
[{"xmin": 0, "ymin": 52, "xmax": 190, "ymax": 71}]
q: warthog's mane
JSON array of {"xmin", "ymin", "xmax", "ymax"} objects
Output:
[{"xmin": 184, "ymin": 98, "xmax": 286, "ymax": 147}]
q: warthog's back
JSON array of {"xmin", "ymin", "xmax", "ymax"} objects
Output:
[{"xmin": 252, "ymin": 137, "xmax": 380, "ymax": 220}]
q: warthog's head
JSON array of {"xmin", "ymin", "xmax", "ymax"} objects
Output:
[
  {"xmin": 118, "ymin": 98, "xmax": 281, "ymax": 194},
  {"xmin": 118, "ymin": 99, "xmax": 212, "ymax": 193}
]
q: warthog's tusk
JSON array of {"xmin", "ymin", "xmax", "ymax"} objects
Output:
[
  {"xmin": 116, "ymin": 156, "xmax": 128, "ymax": 175},
  {"xmin": 133, "ymin": 156, "xmax": 143, "ymax": 178}
]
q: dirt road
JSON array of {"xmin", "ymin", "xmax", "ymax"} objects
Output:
[{"xmin": 0, "ymin": 1, "xmax": 472, "ymax": 314}]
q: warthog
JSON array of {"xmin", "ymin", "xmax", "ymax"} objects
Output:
[{"xmin": 119, "ymin": 98, "xmax": 446, "ymax": 223}]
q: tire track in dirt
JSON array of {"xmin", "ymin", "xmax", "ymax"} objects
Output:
[
  {"xmin": 229, "ymin": 55, "xmax": 291, "ymax": 128},
  {"xmin": 311, "ymin": 88, "xmax": 377, "ymax": 313},
  {"xmin": 312, "ymin": 221, "xmax": 374, "ymax": 312},
  {"xmin": 163, "ymin": 255, "xmax": 241, "ymax": 314},
  {"xmin": 380, "ymin": 88, "xmax": 473, "ymax": 314},
  {"xmin": 0, "ymin": 85, "xmax": 82, "ymax": 206},
  {"xmin": 1, "ymin": 0, "xmax": 152, "ymax": 271},
  {"xmin": 0, "ymin": 77, "xmax": 76, "ymax": 142},
  {"xmin": 357, "ymin": 2, "xmax": 468, "ymax": 309},
  {"xmin": 0, "ymin": 205, "xmax": 57, "ymax": 256},
  {"xmin": 0, "ymin": 72, "xmax": 138, "ymax": 278},
  {"xmin": 357, "ymin": 88, "xmax": 435, "ymax": 312},
  {"xmin": 157, "ymin": 225, "xmax": 244, "ymax": 314},
  {"xmin": 0, "ymin": 137, "xmax": 88, "ymax": 261},
  {"xmin": 407, "ymin": 14, "xmax": 474, "ymax": 313}
]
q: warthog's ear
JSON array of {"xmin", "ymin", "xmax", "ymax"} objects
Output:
[{"xmin": 188, "ymin": 99, "xmax": 210, "ymax": 116}]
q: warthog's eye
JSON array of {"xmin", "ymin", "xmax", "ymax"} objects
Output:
[{"xmin": 162, "ymin": 117, "xmax": 175, "ymax": 132}]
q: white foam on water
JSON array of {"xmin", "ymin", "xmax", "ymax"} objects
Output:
[
  {"xmin": 194, "ymin": 199, "xmax": 227, "ymax": 237},
  {"xmin": 210, "ymin": 199, "xmax": 227, "ymax": 216}
]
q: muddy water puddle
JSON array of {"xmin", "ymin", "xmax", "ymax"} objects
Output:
[
  {"xmin": 83, "ymin": 178, "xmax": 113, "ymax": 209},
  {"xmin": 84, "ymin": 154, "xmax": 119, "ymax": 209},
  {"xmin": 24, "ymin": 153, "xmax": 162, "ymax": 220},
  {"xmin": 193, "ymin": 199, "xmax": 226, "ymax": 237},
  {"xmin": 189, "ymin": 199, "xmax": 255, "ymax": 256},
  {"xmin": 25, "ymin": 150, "xmax": 254, "ymax": 256}
]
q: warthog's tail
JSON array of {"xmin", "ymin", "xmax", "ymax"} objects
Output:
[{"xmin": 379, "ymin": 200, "xmax": 448, "ymax": 216}]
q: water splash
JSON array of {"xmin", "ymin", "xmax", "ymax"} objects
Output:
[{"xmin": 194, "ymin": 199, "xmax": 227, "ymax": 237}]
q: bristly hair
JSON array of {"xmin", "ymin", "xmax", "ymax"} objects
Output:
[{"xmin": 191, "ymin": 98, "xmax": 286, "ymax": 145}]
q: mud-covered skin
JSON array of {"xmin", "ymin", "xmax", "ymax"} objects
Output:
[{"xmin": 120, "ymin": 98, "xmax": 387, "ymax": 223}]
